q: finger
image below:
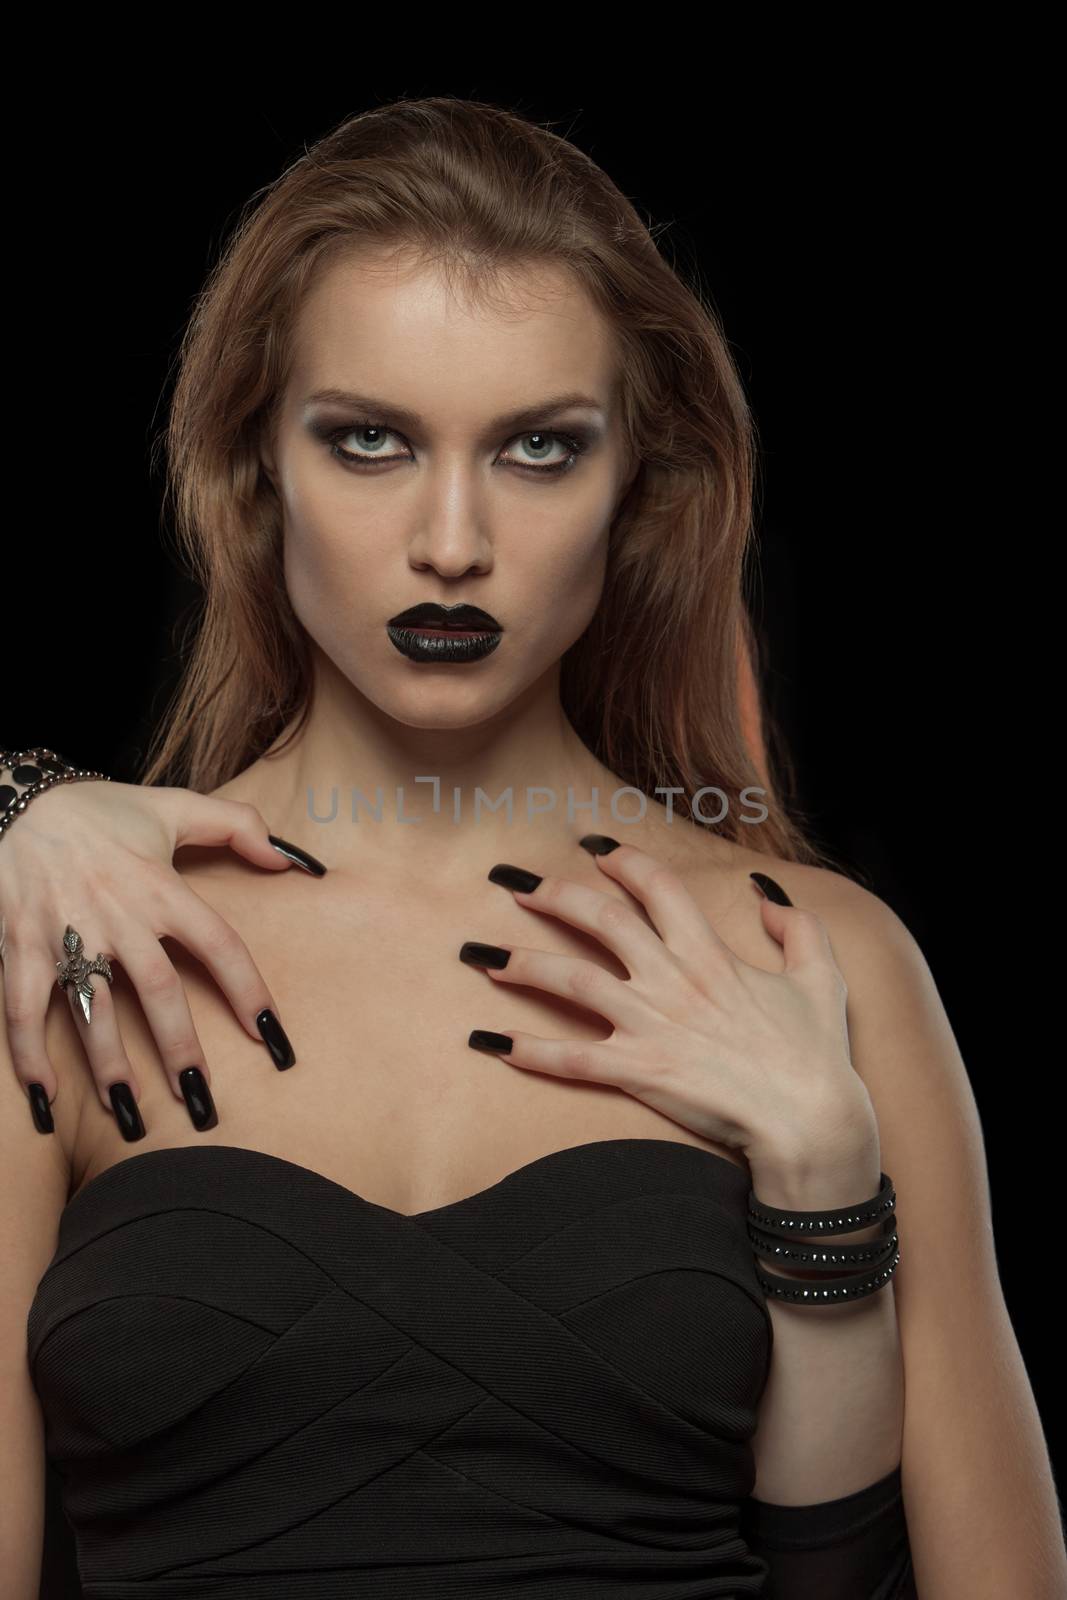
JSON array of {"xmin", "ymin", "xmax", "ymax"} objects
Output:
[
  {"xmin": 577, "ymin": 837, "xmax": 735, "ymax": 961},
  {"xmin": 2, "ymin": 938, "xmax": 62, "ymax": 1106},
  {"xmin": 59, "ymin": 951, "xmax": 148, "ymax": 1141},
  {"xmin": 752, "ymin": 886, "xmax": 841, "ymax": 979},
  {"xmin": 459, "ymin": 941, "xmax": 652, "ymax": 1032},
  {"xmin": 114, "ymin": 935, "xmax": 220, "ymax": 1123},
  {"xmin": 159, "ymin": 888, "xmax": 291, "ymax": 1051},
  {"xmin": 468, "ymin": 1025, "xmax": 627, "ymax": 1087},
  {"xmin": 168, "ymin": 792, "xmax": 326, "ymax": 876},
  {"xmin": 488, "ymin": 864, "xmax": 690, "ymax": 992}
]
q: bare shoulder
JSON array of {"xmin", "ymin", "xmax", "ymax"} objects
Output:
[
  {"xmin": 700, "ymin": 842, "xmax": 945, "ymax": 1049},
  {"xmin": 645, "ymin": 821, "xmax": 906, "ymax": 975},
  {"xmin": 676, "ymin": 831, "xmax": 943, "ymax": 1074}
]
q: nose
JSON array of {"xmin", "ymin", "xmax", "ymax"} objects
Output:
[{"xmin": 405, "ymin": 474, "xmax": 494, "ymax": 579}]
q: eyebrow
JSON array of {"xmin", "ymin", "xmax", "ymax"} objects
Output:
[{"xmin": 302, "ymin": 388, "xmax": 606, "ymax": 435}]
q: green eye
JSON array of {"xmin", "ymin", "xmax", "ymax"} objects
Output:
[{"xmin": 318, "ymin": 420, "xmax": 592, "ymax": 477}]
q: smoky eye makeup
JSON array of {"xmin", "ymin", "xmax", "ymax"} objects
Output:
[{"xmin": 303, "ymin": 414, "xmax": 605, "ymax": 479}]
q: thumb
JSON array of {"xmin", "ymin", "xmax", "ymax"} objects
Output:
[
  {"xmin": 171, "ymin": 794, "xmax": 327, "ymax": 876},
  {"xmin": 750, "ymin": 871, "xmax": 833, "ymax": 973},
  {"xmin": 750, "ymin": 872, "xmax": 793, "ymax": 954},
  {"xmin": 750, "ymin": 870, "xmax": 793, "ymax": 909}
]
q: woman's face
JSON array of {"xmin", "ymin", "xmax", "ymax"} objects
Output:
[{"xmin": 260, "ymin": 251, "xmax": 637, "ymax": 730}]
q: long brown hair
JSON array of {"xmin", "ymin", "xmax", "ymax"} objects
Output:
[{"xmin": 142, "ymin": 95, "xmax": 837, "ymax": 869}]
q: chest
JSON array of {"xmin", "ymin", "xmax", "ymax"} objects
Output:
[{"xmin": 68, "ymin": 853, "xmax": 767, "ymax": 1213}]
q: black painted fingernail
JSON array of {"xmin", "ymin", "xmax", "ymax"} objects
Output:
[
  {"xmin": 579, "ymin": 834, "xmax": 621, "ymax": 854},
  {"xmin": 179, "ymin": 1066, "xmax": 219, "ymax": 1131},
  {"xmin": 268, "ymin": 835, "xmax": 328, "ymax": 876},
  {"xmin": 750, "ymin": 871, "xmax": 793, "ymax": 906},
  {"xmin": 488, "ymin": 863, "xmax": 543, "ymax": 893},
  {"xmin": 109, "ymin": 1082, "xmax": 146, "ymax": 1142},
  {"xmin": 469, "ymin": 1030, "xmax": 514, "ymax": 1053},
  {"xmin": 459, "ymin": 942, "xmax": 511, "ymax": 969},
  {"xmin": 28, "ymin": 1083, "xmax": 54, "ymax": 1134},
  {"xmin": 256, "ymin": 1007, "xmax": 296, "ymax": 1069}
]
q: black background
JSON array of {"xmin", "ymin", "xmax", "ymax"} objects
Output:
[{"xmin": 9, "ymin": 66, "xmax": 1056, "ymax": 1482}]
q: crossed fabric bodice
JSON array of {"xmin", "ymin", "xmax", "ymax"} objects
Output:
[{"xmin": 27, "ymin": 1137, "xmax": 779, "ymax": 1598}]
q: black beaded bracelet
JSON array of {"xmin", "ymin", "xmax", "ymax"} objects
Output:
[
  {"xmin": 747, "ymin": 1171, "xmax": 901, "ymax": 1304},
  {"xmin": 0, "ymin": 748, "xmax": 112, "ymax": 841}
]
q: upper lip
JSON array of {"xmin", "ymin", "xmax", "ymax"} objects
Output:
[{"xmin": 387, "ymin": 602, "xmax": 503, "ymax": 631}]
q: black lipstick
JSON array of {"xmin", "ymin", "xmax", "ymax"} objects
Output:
[{"xmin": 386, "ymin": 601, "xmax": 503, "ymax": 664}]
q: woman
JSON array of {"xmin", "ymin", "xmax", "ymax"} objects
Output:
[{"xmin": 2, "ymin": 99, "xmax": 1061, "ymax": 1598}]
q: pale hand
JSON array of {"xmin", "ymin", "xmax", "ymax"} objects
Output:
[
  {"xmin": 0, "ymin": 781, "xmax": 297, "ymax": 1117},
  {"xmin": 466, "ymin": 839, "xmax": 879, "ymax": 1179}
]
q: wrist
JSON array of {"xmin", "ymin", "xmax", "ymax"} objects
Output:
[
  {"xmin": 748, "ymin": 1138, "xmax": 887, "ymax": 1282},
  {"xmin": 750, "ymin": 1147, "xmax": 883, "ymax": 1209},
  {"xmin": 746, "ymin": 1083, "xmax": 880, "ymax": 1195}
]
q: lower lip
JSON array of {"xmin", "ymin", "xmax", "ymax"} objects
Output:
[{"xmin": 386, "ymin": 625, "xmax": 503, "ymax": 663}]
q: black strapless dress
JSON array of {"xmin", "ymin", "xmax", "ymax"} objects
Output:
[{"xmin": 27, "ymin": 1138, "xmax": 915, "ymax": 1598}]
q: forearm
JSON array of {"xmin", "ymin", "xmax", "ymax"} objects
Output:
[{"xmin": 748, "ymin": 1133, "xmax": 905, "ymax": 1505}]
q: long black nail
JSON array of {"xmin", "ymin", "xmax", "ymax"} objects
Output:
[
  {"xmin": 268, "ymin": 835, "xmax": 328, "ymax": 876},
  {"xmin": 459, "ymin": 942, "xmax": 511, "ymax": 970},
  {"xmin": 256, "ymin": 1008, "xmax": 296, "ymax": 1069},
  {"xmin": 469, "ymin": 1030, "xmax": 514, "ymax": 1053},
  {"xmin": 579, "ymin": 834, "xmax": 621, "ymax": 854},
  {"xmin": 179, "ymin": 1067, "xmax": 219, "ymax": 1131},
  {"xmin": 750, "ymin": 871, "xmax": 793, "ymax": 906},
  {"xmin": 28, "ymin": 1083, "xmax": 54, "ymax": 1134},
  {"xmin": 488, "ymin": 863, "xmax": 543, "ymax": 893},
  {"xmin": 109, "ymin": 1082, "xmax": 146, "ymax": 1142}
]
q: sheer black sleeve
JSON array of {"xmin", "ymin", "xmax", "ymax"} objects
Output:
[{"xmin": 739, "ymin": 1462, "xmax": 917, "ymax": 1598}]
